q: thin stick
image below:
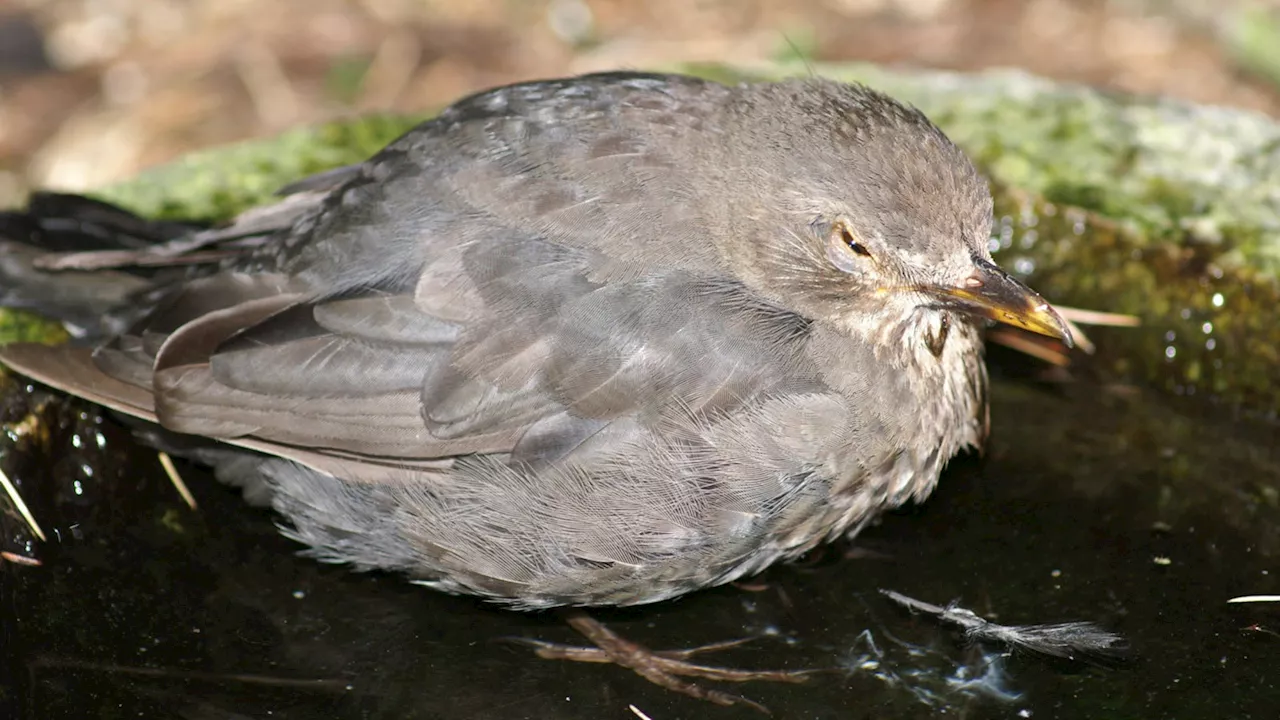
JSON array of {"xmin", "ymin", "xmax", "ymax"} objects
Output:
[
  {"xmin": 0, "ymin": 466, "xmax": 46, "ymax": 541},
  {"xmin": 157, "ymin": 452, "xmax": 197, "ymax": 510},
  {"xmin": 1049, "ymin": 304, "xmax": 1143, "ymax": 357},
  {"xmin": 987, "ymin": 329, "xmax": 1071, "ymax": 366},
  {"xmin": 1, "ymin": 551, "xmax": 41, "ymax": 566},
  {"xmin": 1054, "ymin": 306, "xmax": 1142, "ymax": 327}
]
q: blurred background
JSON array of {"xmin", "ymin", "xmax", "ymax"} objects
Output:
[{"xmin": 2, "ymin": 0, "xmax": 1280, "ymax": 208}]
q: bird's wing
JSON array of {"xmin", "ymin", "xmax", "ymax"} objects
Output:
[
  {"xmin": 123, "ymin": 254, "xmax": 821, "ymax": 464},
  {"xmin": 0, "ymin": 73, "xmax": 835, "ymax": 471},
  {"xmin": 0, "ymin": 253, "xmax": 824, "ymax": 469}
]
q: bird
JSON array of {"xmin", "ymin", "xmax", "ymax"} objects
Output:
[{"xmin": 0, "ymin": 71, "xmax": 1070, "ymax": 708}]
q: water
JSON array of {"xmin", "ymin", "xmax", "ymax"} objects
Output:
[{"xmin": 2, "ymin": 367, "xmax": 1278, "ymax": 719}]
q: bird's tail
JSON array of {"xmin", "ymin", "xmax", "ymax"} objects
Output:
[
  {"xmin": 0, "ymin": 180, "xmax": 339, "ymax": 342},
  {"xmin": 0, "ymin": 193, "xmax": 200, "ymax": 340}
]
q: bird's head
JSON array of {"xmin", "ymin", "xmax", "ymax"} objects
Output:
[{"xmin": 718, "ymin": 78, "xmax": 1071, "ymax": 351}]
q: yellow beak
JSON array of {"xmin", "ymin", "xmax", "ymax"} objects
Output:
[{"xmin": 924, "ymin": 258, "xmax": 1073, "ymax": 347}]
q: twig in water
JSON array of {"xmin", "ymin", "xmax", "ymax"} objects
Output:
[
  {"xmin": 0, "ymin": 465, "xmax": 46, "ymax": 541},
  {"xmin": 1, "ymin": 551, "xmax": 41, "ymax": 566},
  {"xmin": 157, "ymin": 452, "xmax": 198, "ymax": 510}
]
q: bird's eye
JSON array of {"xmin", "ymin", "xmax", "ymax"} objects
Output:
[
  {"xmin": 826, "ymin": 221, "xmax": 873, "ymax": 273},
  {"xmin": 840, "ymin": 226, "xmax": 872, "ymax": 257}
]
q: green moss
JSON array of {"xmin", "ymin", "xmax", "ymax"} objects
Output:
[
  {"xmin": 0, "ymin": 308, "xmax": 68, "ymax": 347},
  {"xmin": 92, "ymin": 114, "xmax": 429, "ymax": 222},
  {"xmin": 991, "ymin": 186, "xmax": 1280, "ymax": 416}
]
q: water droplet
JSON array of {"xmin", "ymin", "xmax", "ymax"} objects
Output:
[
  {"xmin": 1014, "ymin": 257, "xmax": 1036, "ymax": 275},
  {"xmin": 1165, "ymin": 346, "xmax": 1177, "ymax": 359},
  {"xmin": 1206, "ymin": 338, "xmax": 1216, "ymax": 351},
  {"xmin": 1180, "ymin": 308, "xmax": 1192, "ymax": 320},
  {"xmin": 1212, "ymin": 293, "xmax": 1224, "ymax": 307},
  {"xmin": 1201, "ymin": 322, "xmax": 1213, "ymax": 334},
  {"xmin": 1164, "ymin": 330, "xmax": 1177, "ymax": 342}
]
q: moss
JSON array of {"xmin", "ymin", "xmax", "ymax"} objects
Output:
[
  {"xmin": 990, "ymin": 187, "xmax": 1280, "ymax": 417},
  {"xmin": 0, "ymin": 308, "xmax": 68, "ymax": 347},
  {"xmin": 92, "ymin": 114, "xmax": 429, "ymax": 222}
]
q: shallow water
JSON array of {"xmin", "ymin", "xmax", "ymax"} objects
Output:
[{"xmin": 2, "ymin": 365, "xmax": 1278, "ymax": 719}]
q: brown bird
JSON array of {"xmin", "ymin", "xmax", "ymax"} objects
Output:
[{"xmin": 0, "ymin": 71, "xmax": 1069, "ymax": 707}]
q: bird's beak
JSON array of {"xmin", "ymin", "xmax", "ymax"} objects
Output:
[{"xmin": 924, "ymin": 258, "xmax": 1073, "ymax": 347}]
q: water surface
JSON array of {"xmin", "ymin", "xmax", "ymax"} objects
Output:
[{"xmin": 2, "ymin": 367, "xmax": 1277, "ymax": 719}]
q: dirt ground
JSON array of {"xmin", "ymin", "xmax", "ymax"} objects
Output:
[{"xmin": 2, "ymin": 0, "xmax": 1279, "ymax": 206}]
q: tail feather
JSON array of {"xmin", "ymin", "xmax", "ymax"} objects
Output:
[
  {"xmin": 0, "ymin": 238, "xmax": 151, "ymax": 337},
  {"xmin": 0, "ymin": 187, "xmax": 329, "ymax": 338},
  {"xmin": 20, "ymin": 192, "xmax": 200, "ymax": 252},
  {"xmin": 0, "ymin": 193, "xmax": 194, "ymax": 338}
]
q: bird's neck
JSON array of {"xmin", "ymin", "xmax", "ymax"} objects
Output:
[{"xmin": 837, "ymin": 305, "xmax": 989, "ymax": 454}]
